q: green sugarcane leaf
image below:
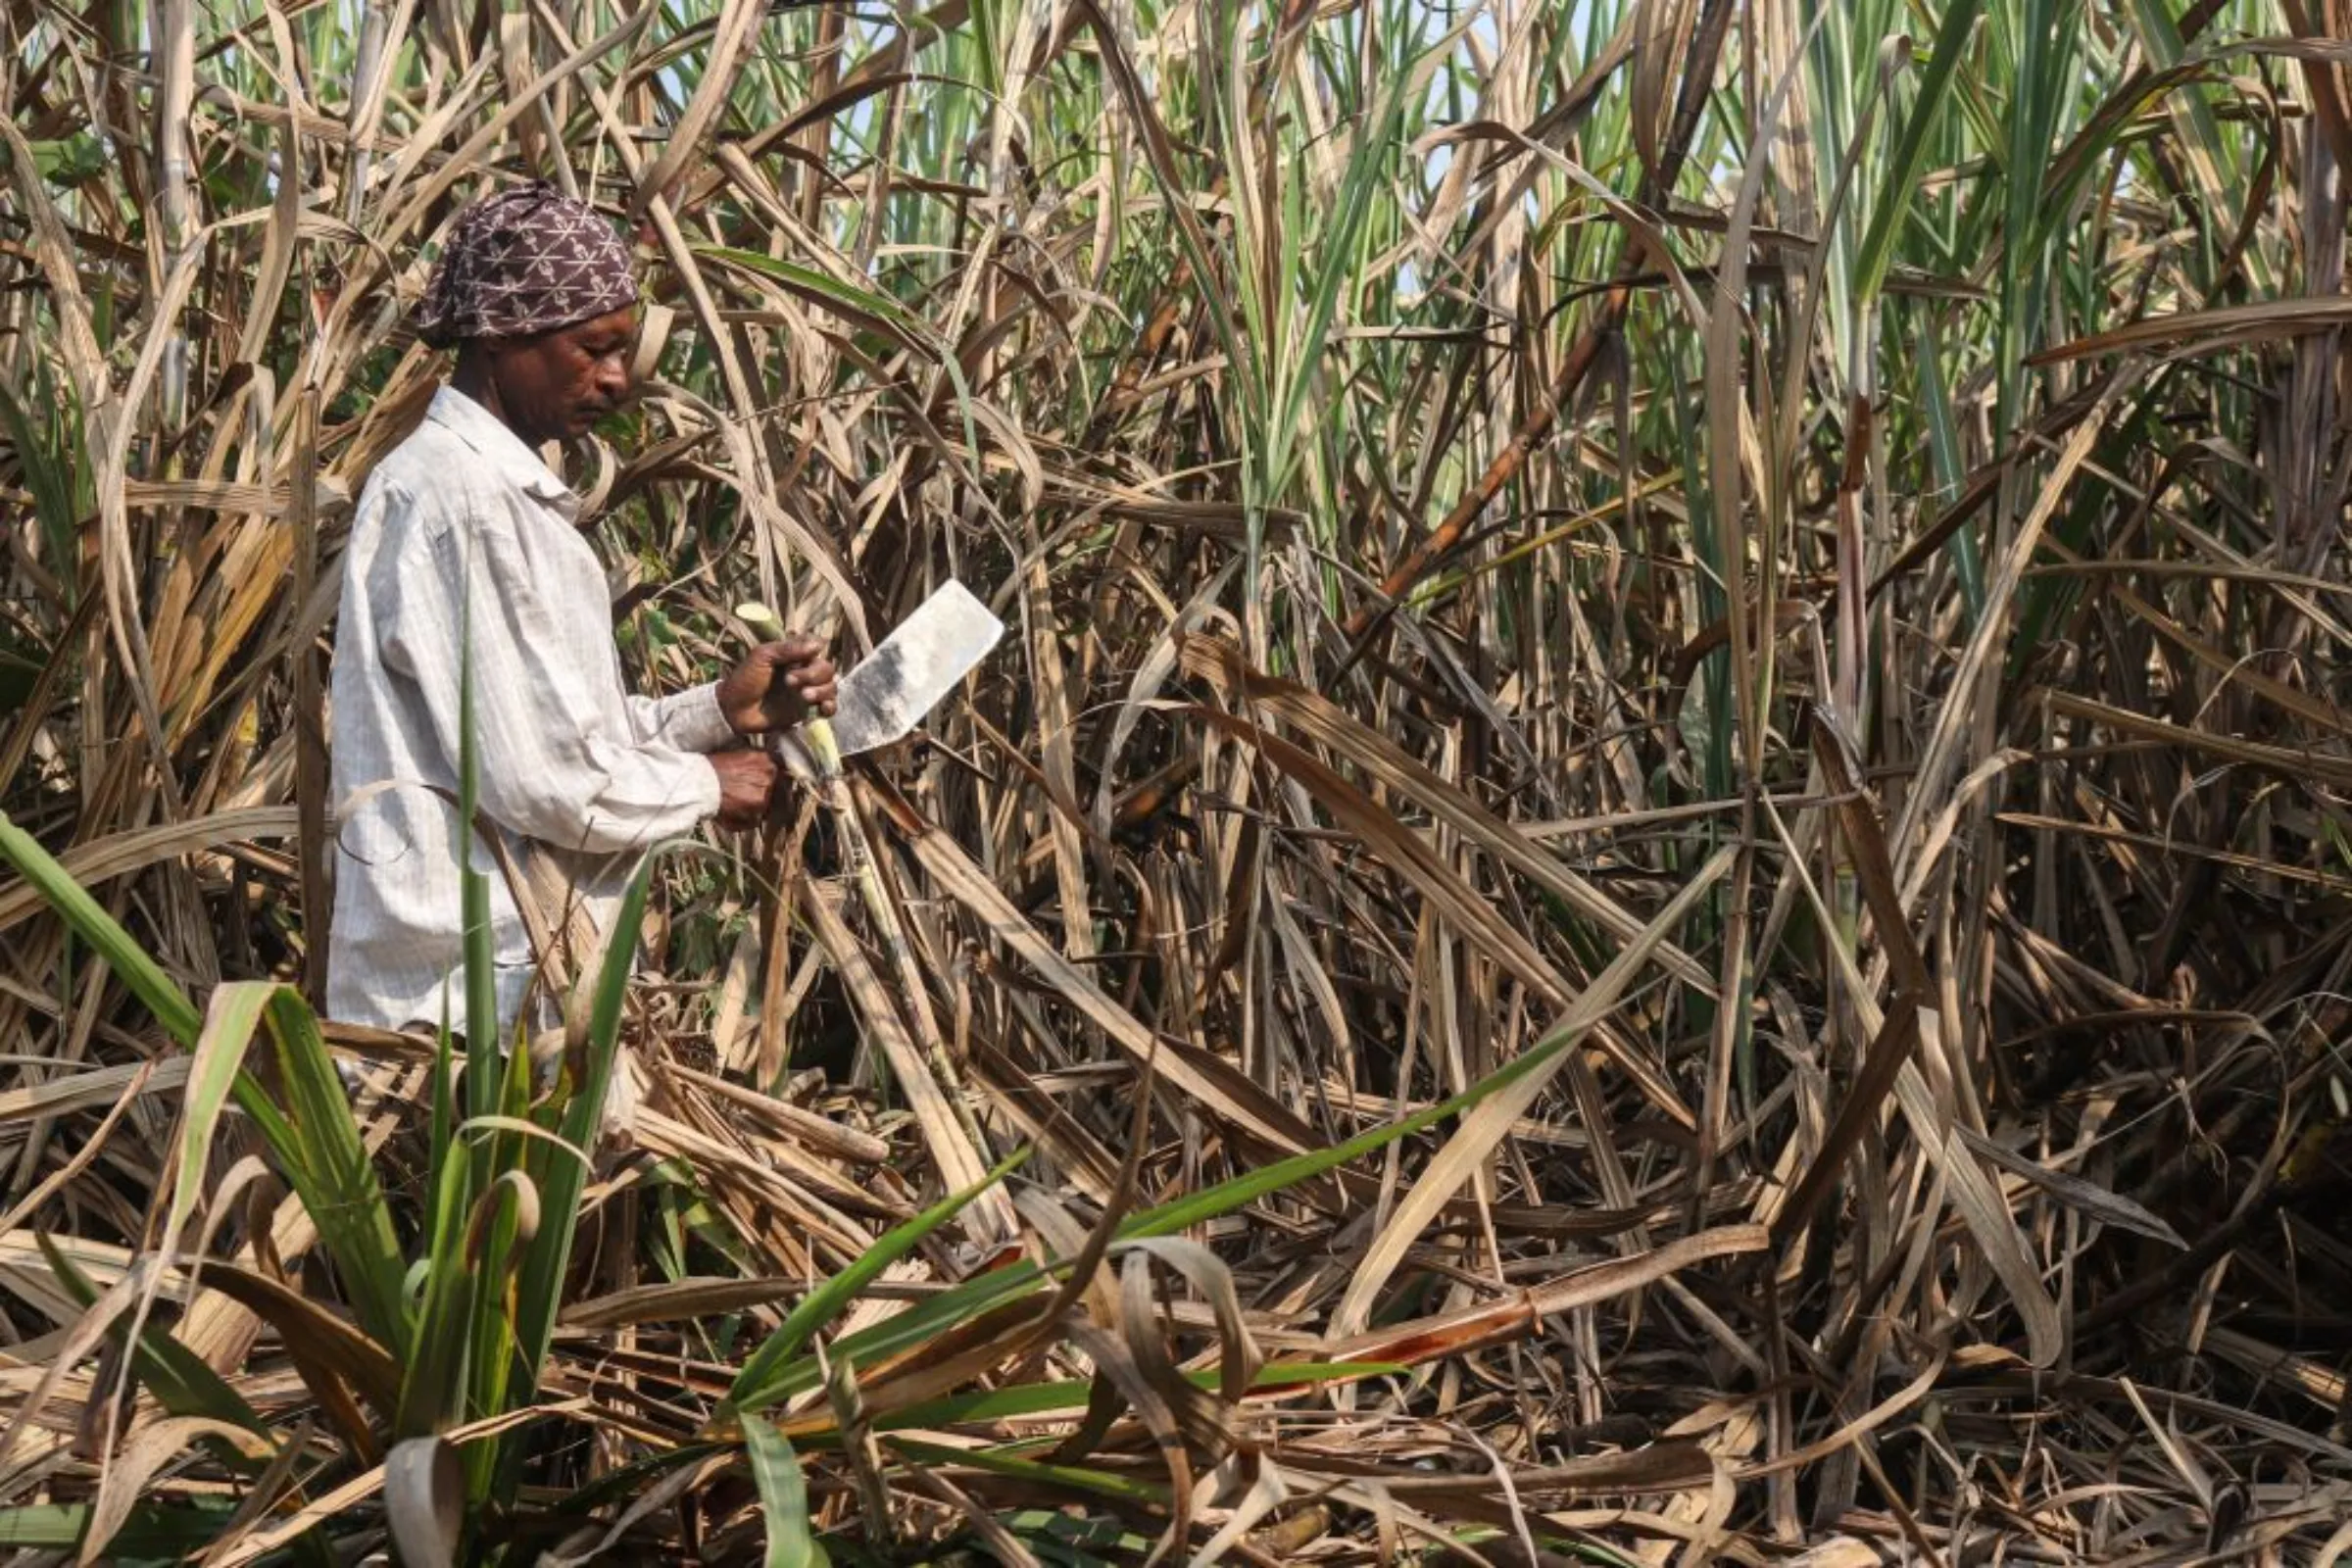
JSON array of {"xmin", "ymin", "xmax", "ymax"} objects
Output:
[
  {"xmin": 742, "ymin": 1415, "xmax": 826, "ymax": 1568},
  {"xmin": 37, "ymin": 1234, "xmax": 273, "ymax": 1453},
  {"xmin": 1852, "ymin": 0, "xmax": 1984, "ymax": 307},
  {"xmin": 725, "ymin": 1151, "xmax": 1024, "ymax": 1413},
  {"xmin": 0, "ymin": 1500, "xmax": 242, "ymax": 1560},
  {"xmin": 255, "ymin": 987, "xmax": 407, "ymax": 1349},
  {"xmin": 738, "ymin": 1023, "xmax": 1581, "ymax": 1413},
  {"xmin": 0, "ymin": 812, "xmax": 202, "ymax": 1045},
  {"xmin": 886, "ymin": 1436, "xmax": 1169, "ymax": 1506},
  {"xmin": 510, "ymin": 841, "xmax": 702, "ymax": 1401},
  {"xmin": 0, "ymin": 371, "xmax": 83, "ymax": 601},
  {"xmin": 169, "ymin": 986, "xmax": 271, "ymax": 1249}
]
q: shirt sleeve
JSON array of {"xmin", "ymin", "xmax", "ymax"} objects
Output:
[
  {"xmin": 625, "ymin": 681, "xmax": 738, "ymax": 754},
  {"xmin": 377, "ymin": 489, "xmax": 721, "ymax": 856}
]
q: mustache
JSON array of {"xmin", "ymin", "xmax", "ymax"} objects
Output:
[{"xmin": 576, "ymin": 388, "xmax": 639, "ymax": 419}]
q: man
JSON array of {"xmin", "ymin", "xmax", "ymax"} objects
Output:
[{"xmin": 328, "ymin": 181, "xmax": 836, "ymax": 1037}]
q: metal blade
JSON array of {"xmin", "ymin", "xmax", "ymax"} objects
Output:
[{"xmin": 829, "ymin": 579, "xmax": 1004, "ymax": 756}]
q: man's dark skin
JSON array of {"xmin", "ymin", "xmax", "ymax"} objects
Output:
[{"xmin": 451, "ymin": 303, "xmax": 836, "ymax": 831}]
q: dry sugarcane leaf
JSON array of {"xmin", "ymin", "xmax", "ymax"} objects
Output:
[
  {"xmin": 0, "ymin": 808, "xmax": 300, "ymax": 937},
  {"xmin": 1188, "ymin": 708, "xmax": 1694, "ymax": 1125},
  {"xmin": 1329, "ymin": 1225, "xmax": 1769, "ymax": 1367},
  {"xmin": 79, "ymin": 1416, "xmax": 276, "ymax": 1566},
  {"xmin": 1180, "ymin": 636, "xmax": 1709, "ymax": 988},
  {"xmin": 382, "ymin": 1435, "xmax": 463, "ymax": 1568},
  {"xmin": 801, "ymin": 885, "xmax": 1014, "ymax": 1241},
  {"xmin": 1330, "ymin": 849, "xmax": 1733, "ymax": 1339},
  {"xmin": 564, "ymin": 1276, "xmax": 802, "ymax": 1331},
  {"xmin": 1955, "ymin": 1125, "xmax": 2188, "ymax": 1250},
  {"xmin": 2041, "ymin": 690, "xmax": 2352, "ymax": 791},
  {"xmin": 185, "ymin": 1259, "xmax": 403, "ymax": 1414},
  {"xmin": 907, "ymin": 819, "xmax": 1331, "ymax": 1162},
  {"xmin": 657, "ymin": 1061, "xmax": 890, "ymax": 1164},
  {"xmin": 0, "ymin": 1059, "xmax": 193, "ymax": 1124},
  {"xmin": 1924, "ymin": 1105, "xmax": 2067, "ymax": 1368}
]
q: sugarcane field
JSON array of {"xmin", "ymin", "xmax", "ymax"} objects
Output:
[{"xmin": 7, "ymin": 0, "xmax": 2352, "ymax": 1560}]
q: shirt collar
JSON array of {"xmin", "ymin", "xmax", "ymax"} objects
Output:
[{"xmin": 425, "ymin": 384, "xmax": 578, "ymax": 511}]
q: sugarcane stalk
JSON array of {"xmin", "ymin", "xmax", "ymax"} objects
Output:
[
  {"xmin": 152, "ymin": 0, "xmax": 195, "ymax": 437},
  {"xmin": 735, "ymin": 603, "xmax": 1008, "ymax": 1242},
  {"xmin": 735, "ymin": 604, "xmax": 914, "ymax": 1001}
]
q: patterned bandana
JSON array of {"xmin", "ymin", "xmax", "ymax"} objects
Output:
[{"xmin": 413, "ymin": 181, "xmax": 639, "ymax": 348}]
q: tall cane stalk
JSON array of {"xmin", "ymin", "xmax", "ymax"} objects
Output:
[{"xmin": 736, "ymin": 603, "xmax": 1013, "ymax": 1248}]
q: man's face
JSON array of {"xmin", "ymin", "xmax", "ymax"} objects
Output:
[{"xmin": 481, "ymin": 305, "xmax": 637, "ymax": 445}]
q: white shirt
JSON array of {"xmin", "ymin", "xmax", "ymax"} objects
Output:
[{"xmin": 326, "ymin": 385, "xmax": 734, "ymax": 1032}]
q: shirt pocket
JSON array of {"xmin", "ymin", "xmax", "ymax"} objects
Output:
[{"xmin": 335, "ymin": 783, "xmax": 434, "ymax": 875}]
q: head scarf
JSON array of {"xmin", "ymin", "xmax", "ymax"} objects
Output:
[{"xmin": 413, "ymin": 181, "xmax": 639, "ymax": 348}]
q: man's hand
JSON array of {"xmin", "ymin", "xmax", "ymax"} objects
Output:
[
  {"xmin": 710, "ymin": 749, "xmax": 779, "ymax": 831},
  {"xmin": 717, "ymin": 637, "xmax": 839, "ymax": 735}
]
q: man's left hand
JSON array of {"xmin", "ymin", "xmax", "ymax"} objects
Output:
[{"xmin": 718, "ymin": 637, "xmax": 839, "ymax": 735}]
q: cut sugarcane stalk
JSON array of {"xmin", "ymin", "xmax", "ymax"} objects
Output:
[{"xmin": 735, "ymin": 602, "xmax": 1013, "ymax": 1247}]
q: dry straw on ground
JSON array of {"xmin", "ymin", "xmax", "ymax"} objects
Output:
[{"xmin": 5, "ymin": 0, "xmax": 2352, "ymax": 1561}]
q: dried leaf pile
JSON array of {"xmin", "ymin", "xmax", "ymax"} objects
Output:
[{"xmin": 5, "ymin": 0, "xmax": 2352, "ymax": 1561}]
